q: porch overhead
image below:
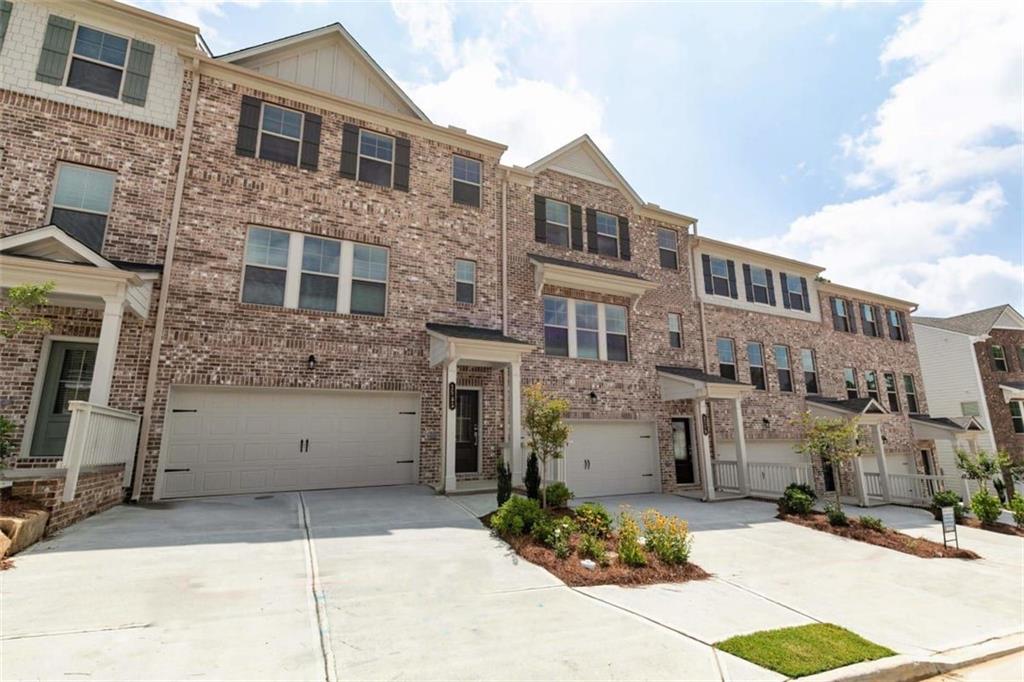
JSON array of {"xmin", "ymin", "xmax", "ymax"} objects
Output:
[
  {"xmin": 426, "ymin": 322, "xmax": 534, "ymax": 367},
  {"xmin": 528, "ymin": 253, "xmax": 659, "ymax": 309},
  {"xmin": 656, "ymin": 365, "xmax": 754, "ymax": 400},
  {"xmin": 998, "ymin": 381, "xmax": 1024, "ymax": 402},
  {"xmin": 805, "ymin": 395, "xmax": 890, "ymax": 426},
  {"xmin": 909, "ymin": 414, "xmax": 985, "ymax": 440}
]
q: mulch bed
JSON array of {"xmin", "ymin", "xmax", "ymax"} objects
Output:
[
  {"xmin": 0, "ymin": 498, "xmax": 46, "ymax": 518},
  {"xmin": 957, "ymin": 516, "xmax": 1024, "ymax": 538},
  {"xmin": 779, "ymin": 512, "xmax": 980, "ymax": 560}
]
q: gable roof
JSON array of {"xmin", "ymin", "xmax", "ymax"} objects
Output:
[
  {"xmin": 913, "ymin": 304, "xmax": 1024, "ymax": 336},
  {"xmin": 805, "ymin": 395, "xmax": 889, "ymax": 416},
  {"xmin": 216, "ymin": 23, "xmax": 429, "ymax": 122},
  {"xmin": 0, "ymin": 225, "xmax": 118, "ymax": 269}
]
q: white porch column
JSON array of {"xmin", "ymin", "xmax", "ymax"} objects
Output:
[
  {"xmin": 443, "ymin": 357, "xmax": 459, "ymax": 493},
  {"xmin": 871, "ymin": 424, "xmax": 892, "ymax": 503},
  {"xmin": 695, "ymin": 399, "xmax": 715, "ymax": 501},
  {"xmin": 851, "ymin": 455, "xmax": 869, "ymax": 507},
  {"xmin": 90, "ymin": 295, "xmax": 125, "ymax": 407},
  {"xmin": 732, "ymin": 397, "xmax": 750, "ymax": 496},
  {"xmin": 509, "ymin": 359, "xmax": 522, "ymax": 484}
]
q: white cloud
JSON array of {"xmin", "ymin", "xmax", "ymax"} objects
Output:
[
  {"xmin": 390, "ymin": 1, "xmax": 457, "ymax": 70},
  {"xmin": 126, "ymin": 1, "xmax": 265, "ymax": 48}
]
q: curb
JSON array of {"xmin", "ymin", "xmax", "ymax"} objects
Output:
[{"xmin": 802, "ymin": 632, "xmax": 1024, "ymax": 682}]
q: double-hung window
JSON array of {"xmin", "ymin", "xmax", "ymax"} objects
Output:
[
  {"xmin": 785, "ymin": 275, "xmax": 804, "ymax": 310},
  {"xmin": 452, "ymin": 155, "xmax": 481, "ymax": 207},
  {"xmin": 903, "ymin": 375, "xmax": 919, "ymax": 413},
  {"xmin": 544, "ymin": 199, "xmax": 570, "ymax": 247},
  {"xmin": 658, "ymin": 228, "xmax": 678, "ymax": 269},
  {"xmin": 298, "ymin": 236, "xmax": 341, "ymax": 311},
  {"xmin": 594, "ymin": 211, "xmax": 620, "ymax": 258},
  {"xmin": 991, "ymin": 345, "xmax": 1008, "ymax": 371},
  {"xmin": 865, "ymin": 370, "xmax": 879, "ymax": 401},
  {"xmin": 887, "ymin": 309, "xmax": 904, "ymax": 341},
  {"xmin": 351, "ymin": 245, "xmax": 389, "ymax": 315},
  {"xmin": 575, "ymin": 301, "xmax": 600, "ymax": 359},
  {"xmin": 717, "ymin": 338, "xmax": 736, "ymax": 380},
  {"xmin": 1010, "ymin": 401, "xmax": 1024, "ymax": 434},
  {"xmin": 749, "ymin": 266, "xmax": 770, "ymax": 304},
  {"xmin": 832, "ymin": 298, "xmax": 851, "ymax": 332},
  {"xmin": 50, "ymin": 163, "xmax": 116, "ymax": 252},
  {"xmin": 258, "ymin": 103, "xmax": 304, "ymax": 165},
  {"xmin": 66, "ymin": 25, "xmax": 128, "ymax": 99},
  {"xmin": 843, "ymin": 367, "xmax": 858, "ymax": 399},
  {"xmin": 358, "ymin": 130, "xmax": 395, "ymax": 187},
  {"xmin": 861, "ymin": 304, "xmax": 879, "ymax": 337},
  {"xmin": 801, "ymin": 349, "xmax": 819, "ymax": 394},
  {"xmin": 883, "ymin": 372, "xmax": 900, "ymax": 412},
  {"xmin": 543, "ymin": 297, "xmax": 570, "ymax": 357},
  {"xmin": 668, "ymin": 314, "xmax": 682, "ymax": 348},
  {"xmin": 747, "ymin": 342, "xmax": 766, "ymax": 390},
  {"xmin": 710, "ymin": 257, "xmax": 731, "ymax": 296},
  {"xmin": 242, "ymin": 227, "xmax": 291, "ymax": 307},
  {"xmin": 543, "ymin": 296, "xmax": 628, "ymax": 361},
  {"xmin": 605, "ymin": 305, "xmax": 628, "ymax": 361},
  {"xmin": 774, "ymin": 345, "xmax": 793, "ymax": 392},
  {"xmin": 455, "ymin": 259, "xmax": 476, "ymax": 304}
]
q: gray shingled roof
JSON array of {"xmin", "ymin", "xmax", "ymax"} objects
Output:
[
  {"xmin": 425, "ymin": 323, "xmax": 532, "ymax": 346},
  {"xmin": 528, "ymin": 253, "xmax": 646, "ymax": 281},
  {"xmin": 913, "ymin": 304, "xmax": 1019, "ymax": 335},
  {"xmin": 909, "ymin": 414, "xmax": 969, "ymax": 431},
  {"xmin": 656, "ymin": 365, "xmax": 750, "ymax": 386},
  {"xmin": 805, "ymin": 395, "xmax": 887, "ymax": 414}
]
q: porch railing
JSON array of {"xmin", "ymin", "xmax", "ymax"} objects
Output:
[
  {"xmin": 711, "ymin": 460, "xmax": 740, "ymax": 493},
  {"xmin": 60, "ymin": 401, "xmax": 140, "ymax": 502},
  {"xmin": 877, "ymin": 473, "xmax": 974, "ymax": 506},
  {"xmin": 748, "ymin": 462, "xmax": 814, "ymax": 496}
]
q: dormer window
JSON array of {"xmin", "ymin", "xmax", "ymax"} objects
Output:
[
  {"xmin": 66, "ymin": 25, "xmax": 128, "ymax": 99},
  {"xmin": 358, "ymin": 130, "xmax": 395, "ymax": 187}
]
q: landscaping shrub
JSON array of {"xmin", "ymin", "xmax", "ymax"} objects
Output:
[
  {"xmin": 578, "ymin": 533, "xmax": 608, "ymax": 566},
  {"xmin": 970, "ymin": 489, "xmax": 1002, "ymax": 525},
  {"xmin": 523, "ymin": 453, "xmax": 541, "ymax": 500},
  {"xmin": 641, "ymin": 509, "xmax": 691, "ymax": 565},
  {"xmin": 574, "ymin": 502, "xmax": 612, "ymax": 538},
  {"xmin": 532, "ymin": 515, "xmax": 576, "ymax": 558},
  {"xmin": 543, "ymin": 481, "xmax": 574, "ymax": 508},
  {"xmin": 1008, "ymin": 495, "xmax": 1024, "ymax": 529},
  {"xmin": 496, "ymin": 457, "xmax": 512, "ymax": 506},
  {"xmin": 617, "ymin": 509, "xmax": 647, "ymax": 567},
  {"xmin": 858, "ymin": 515, "xmax": 885, "ymax": 532},
  {"xmin": 491, "ymin": 496, "xmax": 543, "ymax": 536},
  {"xmin": 930, "ymin": 490, "xmax": 965, "ymax": 522},
  {"xmin": 824, "ymin": 502, "xmax": 848, "ymax": 526},
  {"xmin": 785, "ymin": 482, "xmax": 817, "ymax": 501},
  {"xmin": 778, "ymin": 487, "xmax": 815, "ymax": 516}
]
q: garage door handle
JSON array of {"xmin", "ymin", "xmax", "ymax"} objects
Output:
[
  {"xmin": 642, "ymin": 473, "xmax": 654, "ymax": 477},
  {"xmin": 396, "ymin": 459, "xmax": 414, "ymax": 464},
  {"xmin": 399, "ymin": 411, "xmax": 417, "ymax": 415},
  {"xmin": 640, "ymin": 435, "xmax": 652, "ymax": 438}
]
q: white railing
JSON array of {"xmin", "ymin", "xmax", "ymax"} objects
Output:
[
  {"xmin": 864, "ymin": 472, "xmax": 883, "ymax": 498},
  {"xmin": 870, "ymin": 473, "xmax": 974, "ymax": 506},
  {"xmin": 60, "ymin": 401, "xmax": 140, "ymax": 502},
  {"xmin": 712, "ymin": 460, "xmax": 740, "ymax": 492},
  {"xmin": 748, "ymin": 462, "xmax": 814, "ymax": 496}
]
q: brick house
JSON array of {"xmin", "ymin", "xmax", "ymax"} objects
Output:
[{"xmin": 1, "ymin": 0, "xmax": 977, "ymax": 527}]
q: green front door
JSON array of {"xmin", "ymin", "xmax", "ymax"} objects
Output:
[{"xmin": 30, "ymin": 341, "xmax": 97, "ymax": 457}]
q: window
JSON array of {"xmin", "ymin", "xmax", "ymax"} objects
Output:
[
  {"xmin": 749, "ymin": 266, "xmax": 770, "ymax": 304},
  {"xmin": 65, "ymin": 25, "xmax": 128, "ymax": 99},
  {"xmin": 1010, "ymin": 401, "xmax": 1024, "ymax": 434},
  {"xmin": 49, "ymin": 163, "xmax": 115, "ymax": 252},
  {"xmin": 257, "ymin": 103, "xmax": 303, "ymax": 165},
  {"xmin": 543, "ymin": 296, "xmax": 628, "ymax": 361},
  {"xmin": 717, "ymin": 338, "xmax": 736, "ymax": 380},
  {"xmin": 861, "ymin": 304, "xmax": 879, "ymax": 337},
  {"xmin": 710, "ymin": 257, "xmax": 731, "ymax": 297},
  {"xmin": 452, "ymin": 155, "xmax": 481, "ymax": 207},
  {"xmin": 544, "ymin": 199, "xmax": 570, "ymax": 247},
  {"xmin": 357, "ymin": 130, "xmax": 395, "ymax": 187},
  {"xmin": 961, "ymin": 401, "xmax": 981, "ymax": 417},
  {"xmin": 241, "ymin": 227, "xmax": 389, "ymax": 316},
  {"xmin": 747, "ymin": 342, "xmax": 766, "ymax": 390},
  {"xmin": 991, "ymin": 345, "xmax": 1008, "ymax": 371},
  {"xmin": 903, "ymin": 375, "xmax": 919, "ymax": 413},
  {"xmin": 667, "ymin": 314, "xmax": 682, "ymax": 348},
  {"xmin": 658, "ymin": 228, "xmax": 678, "ymax": 269},
  {"xmin": 883, "ymin": 372, "xmax": 900, "ymax": 412},
  {"xmin": 801, "ymin": 349, "xmax": 819, "ymax": 394},
  {"xmin": 455, "ymin": 259, "xmax": 476, "ymax": 304},
  {"xmin": 887, "ymin": 309, "xmax": 904, "ymax": 341},
  {"xmin": 1019, "ymin": 347, "xmax": 1024, "ymax": 370},
  {"xmin": 865, "ymin": 370, "xmax": 879, "ymax": 401},
  {"xmin": 774, "ymin": 345, "xmax": 793, "ymax": 392},
  {"xmin": 53, "ymin": 348, "xmax": 95, "ymax": 413},
  {"xmin": 843, "ymin": 367, "xmax": 858, "ymax": 399},
  {"xmin": 832, "ymin": 298, "xmax": 851, "ymax": 332},
  {"xmin": 594, "ymin": 211, "xmax": 620, "ymax": 258}
]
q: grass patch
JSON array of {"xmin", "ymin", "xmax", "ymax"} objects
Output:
[{"xmin": 716, "ymin": 623, "xmax": 895, "ymax": 678}]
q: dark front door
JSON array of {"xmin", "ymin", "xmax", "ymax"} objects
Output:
[
  {"xmin": 921, "ymin": 449, "xmax": 936, "ymax": 495},
  {"xmin": 31, "ymin": 341, "xmax": 98, "ymax": 457},
  {"xmin": 672, "ymin": 418, "xmax": 696, "ymax": 484},
  {"xmin": 822, "ymin": 458, "xmax": 836, "ymax": 493},
  {"xmin": 455, "ymin": 389, "xmax": 479, "ymax": 474}
]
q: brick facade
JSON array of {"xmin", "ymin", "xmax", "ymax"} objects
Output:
[
  {"xmin": 976, "ymin": 330, "xmax": 1024, "ymax": 461},
  {"xmin": 10, "ymin": 466, "xmax": 126, "ymax": 534}
]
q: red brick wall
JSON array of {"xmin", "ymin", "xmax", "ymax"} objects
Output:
[
  {"xmin": 11, "ymin": 467, "xmax": 125, "ymax": 534},
  {"xmin": 976, "ymin": 330, "xmax": 1024, "ymax": 461}
]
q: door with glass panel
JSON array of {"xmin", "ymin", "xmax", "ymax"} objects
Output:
[
  {"xmin": 31, "ymin": 342, "xmax": 97, "ymax": 457},
  {"xmin": 672, "ymin": 418, "xmax": 696, "ymax": 484}
]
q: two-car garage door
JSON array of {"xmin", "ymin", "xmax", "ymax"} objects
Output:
[
  {"xmin": 564, "ymin": 421, "xmax": 659, "ymax": 498},
  {"xmin": 160, "ymin": 387, "xmax": 420, "ymax": 499}
]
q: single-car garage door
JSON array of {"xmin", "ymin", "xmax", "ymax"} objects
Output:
[
  {"xmin": 564, "ymin": 421, "xmax": 659, "ymax": 498},
  {"xmin": 160, "ymin": 387, "xmax": 420, "ymax": 498}
]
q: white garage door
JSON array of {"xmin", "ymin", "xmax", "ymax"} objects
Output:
[
  {"xmin": 564, "ymin": 421, "xmax": 658, "ymax": 498},
  {"xmin": 160, "ymin": 387, "xmax": 420, "ymax": 498}
]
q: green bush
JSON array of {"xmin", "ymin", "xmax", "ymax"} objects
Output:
[
  {"xmin": 824, "ymin": 502, "xmax": 848, "ymax": 527},
  {"xmin": 532, "ymin": 514, "xmax": 576, "ymax": 558},
  {"xmin": 778, "ymin": 488, "xmax": 815, "ymax": 516},
  {"xmin": 1007, "ymin": 495, "xmax": 1024, "ymax": 529},
  {"xmin": 642, "ymin": 509, "xmax": 691, "ymax": 565},
  {"xmin": 491, "ymin": 496, "xmax": 543, "ymax": 537},
  {"xmin": 544, "ymin": 481, "xmax": 574, "ymax": 508},
  {"xmin": 523, "ymin": 453, "xmax": 541, "ymax": 500},
  {"xmin": 578, "ymin": 533, "xmax": 608, "ymax": 566},
  {"xmin": 496, "ymin": 457, "xmax": 512, "ymax": 506},
  {"xmin": 858, "ymin": 515, "xmax": 885, "ymax": 532},
  {"xmin": 785, "ymin": 482, "xmax": 817, "ymax": 501},
  {"xmin": 930, "ymin": 489, "xmax": 965, "ymax": 522},
  {"xmin": 970, "ymin": 489, "xmax": 1002, "ymax": 525},
  {"xmin": 574, "ymin": 502, "xmax": 612, "ymax": 538},
  {"xmin": 617, "ymin": 509, "xmax": 647, "ymax": 567}
]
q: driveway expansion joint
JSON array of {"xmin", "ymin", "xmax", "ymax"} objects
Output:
[{"xmin": 298, "ymin": 491, "xmax": 337, "ymax": 682}]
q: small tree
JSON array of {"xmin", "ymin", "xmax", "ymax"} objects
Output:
[
  {"xmin": 955, "ymin": 448, "xmax": 1010, "ymax": 494},
  {"xmin": 1, "ymin": 281, "xmax": 55, "ymax": 340},
  {"xmin": 523, "ymin": 383, "xmax": 571, "ymax": 508},
  {"xmin": 794, "ymin": 412, "xmax": 866, "ymax": 514}
]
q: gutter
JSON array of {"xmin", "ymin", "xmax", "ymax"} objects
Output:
[
  {"xmin": 130, "ymin": 57, "xmax": 202, "ymax": 501},
  {"xmin": 688, "ymin": 221, "xmax": 711, "ymax": 373},
  {"xmin": 501, "ymin": 169, "xmax": 509, "ymax": 336}
]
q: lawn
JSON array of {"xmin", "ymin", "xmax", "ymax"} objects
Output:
[{"xmin": 716, "ymin": 623, "xmax": 895, "ymax": 678}]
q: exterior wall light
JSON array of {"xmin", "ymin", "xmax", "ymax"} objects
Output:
[
  {"xmin": 589, "ymin": 391, "xmax": 598, "ymax": 405},
  {"xmin": 307, "ymin": 354, "xmax": 317, "ymax": 371}
]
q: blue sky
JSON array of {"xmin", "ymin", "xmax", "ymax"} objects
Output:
[{"xmin": 138, "ymin": 1, "xmax": 1022, "ymax": 316}]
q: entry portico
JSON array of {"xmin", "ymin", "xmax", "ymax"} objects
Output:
[{"xmin": 806, "ymin": 396, "xmax": 891, "ymax": 505}]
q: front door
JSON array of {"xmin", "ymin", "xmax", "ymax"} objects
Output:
[
  {"xmin": 822, "ymin": 457, "xmax": 836, "ymax": 492},
  {"xmin": 455, "ymin": 389, "xmax": 479, "ymax": 474},
  {"xmin": 31, "ymin": 341, "xmax": 97, "ymax": 457},
  {"xmin": 672, "ymin": 418, "xmax": 696, "ymax": 484}
]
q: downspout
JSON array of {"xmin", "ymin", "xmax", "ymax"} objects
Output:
[
  {"xmin": 130, "ymin": 57, "xmax": 201, "ymax": 501},
  {"xmin": 689, "ymin": 222, "xmax": 710, "ymax": 373},
  {"xmin": 501, "ymin": 169, "xmax": 509, "ymax": 336}
]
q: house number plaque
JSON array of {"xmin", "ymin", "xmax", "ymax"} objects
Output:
[{"xmin": 448, "ymin": 382, "xmax": 456, "ymax": 410}]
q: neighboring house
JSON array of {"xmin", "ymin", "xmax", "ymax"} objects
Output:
[
  {"xmin": 913, "ymin": 305, "xmax": 1024, "ymax": 476},
  {"xmin": 0, "ymin": 0, "xmax": 967, "ymax": 529}
]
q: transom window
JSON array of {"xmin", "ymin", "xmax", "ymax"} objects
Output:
[
  {"xmin": 903, "ymin": 375, "xmax": 919, "ymax": 413},
  {"xmin": 749, "ymin": 266, "xmax": 770, "ymax": 304},
  {"xmin": 887, "ymin": 309, "xmax": 904, "ymax": 341},
  {"xmin": 747, "ymin": 342, "xmax": 766, "ymax": 390},
  {"xmin": 843, "ymin": 367, "xmax": 858, "ymax": 399},
  {"xmin": 658, "ymin": 228, "xmax": 678, "ymax": 269},
  {"xmin": 801, "ymin": 349, "xmax": 818, "ymax": 394},
  {"xmin": 50, "ymin": 163, "xmax": 116, "ymax": 253},
  {"xmin": 544, "ymin": 199, "xmax": 570, "ymax": 247},
  {"xmin": 1010, "ymin": 401, "xmax": 1024, "ymax": 434},
  {"xmin": 865, "ymin": 370, "xmax": 879, "ymax": 401},
  {"xmin": 594, "ymin": 212, "xmax": 620, "ymax": 258},
  {"xmin": 991, "ymin": 345, "xmax": 1008, "ymax": 371},
  {"xmin": 543, "ymin": 296, "xmax": 628, "ymax": 361},
  {"xmin": 668, "ymin": 314, "xmax": 682, "ymax": 348},
  {"xmin": 258, "ymin": 103, "xmax": 304, "ymax": 165},
  {"xmin": 774, "ymin": 345, "xmax": 793, "ymax": 393},
  {"xmin": 452, "ymin": 155, "xmax": 481, "ymax": 207},
  {"xmin": 832, "ymin": 298, "xmax": 851, "ymax": 333},
  {"xmin": 358, "ymin": 130, "xmax": 395, "ymax": 187},
  {"xmin": 710, "ymin": 257, "xmax": 731, "ymax": 297},
  {"xmin": 455, "ymin": 259, "xmax": 476, "ymax": 304},
  {"xmin": 717, "ymin": 338, "xmax": 736, "ymax": 381},
  {"xmin": 785, "ymin": 275, "xmax": 804, "ymax": 310},
  {"xmin": 883, "ymin": 372, "xmax": 900, "ymax": 412},
  {"xmin": 66, "ymin": 25, "xmax": 128, "ymax": 99},
  {"xmin": 861, "ymin": 304, "xmax": 879, "ymax": 337}
]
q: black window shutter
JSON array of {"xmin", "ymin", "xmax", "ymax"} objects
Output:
[
  {"xmin": 339, "ymin": 123, "xmax": 359, "ymax": 179},
  {"xmin": 848, "ymin": 300, "xmax": 857, "ymax": 333},
  {"xmin": 701, "ymin": 254, "xmax": 713, "ymax": 294},
  {"xmin": 534, "ymin": 195, "xmax": 546, "ymax": 243},
  {"xmin": 726, "ymin": 260, "xmax": 738, "ymax": 299},
  {"xmin": 570, "ymin": 205, "xmax": 583, "ymax": 250},
  {"xmin": 393, "ymin": 137, "xmax": 411, "ymax": 191},
  {"xmin": 742, "ymin": 263, "xmax": 754, "ymax": 302},
  {"xmin": 900, "ymin": 311, "xmax": 910, "ymax": 342},
  {"xmin": 298, "ymin": 113, "xmax": 322, "ymax": 171},
  {"xmin": 874, "ymin": 306, "xmax": 884, "ymax": 337},
  {"xmin": 618, "ymin": 216, "xmax": 631, "ymax": 260},
  {"xmin": 780, "ymin": 272, "xmax": 791, "ymax": 309},
  {"xmin": 800, "ymin": 277, "xmax": 810, "ymax": 312},
  {"xmin": 235, "ymin": 95, "xmax": 261, "ymax": 158},
  {"xmin": 585, "ymin": 208, "xmax": 598, "ymax": 254},
  {"xmin": 765, "ymin": 268, "xmax": 776, "ymax": 306},
  {"xmin": 830, "ymin": 297, "xmax": 841, "ymax": 330}
]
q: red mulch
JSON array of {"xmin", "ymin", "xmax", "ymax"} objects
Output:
[
  {"xmin": 0, "ymin": 497, "xmax": 46, "ymax": 518},
  {"xmin": 958, "ymin": 517, "xmax": 1024, "ymax": 538},
  {"xmin": 780, "ymin": 512, "xmax": 980, "ymax": 560}
]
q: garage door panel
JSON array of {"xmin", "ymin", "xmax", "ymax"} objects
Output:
[{"xmin": 566, "ymin": 421, "xmax": 658, "ymax": 498}]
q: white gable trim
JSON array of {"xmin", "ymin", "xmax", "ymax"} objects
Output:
[
  {"xmin": 993, "ymin": 306, "xmax": 1024, "ymax": 330},
  {"xmin": 0, "ymin": 225, "xmax": 117, "ymax": 269},
  {"xmin": 528, "ymin": 135, "xmax": 644, "ymax": 206}
]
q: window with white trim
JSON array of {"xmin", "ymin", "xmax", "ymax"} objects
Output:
[
  {"xmin": 861, "ymin": 303, "xmax": 879, "ymax": 337},
  {"xmin": 594, "ymin": 211, "xmax": 620, "ymax": 258},
  {"xmin": 298, "ymin": 236, "xmax": 341, "ymax": 311},
  {"xmin": 242, "ymin": 226, "xmax": 290, "ymax": 307},
  {"xmin": 542, "ymin": 296, "xmax": 629, "ymax": 361},
  {"xmin": 747, "ymin": 342, "xmax": 766, "ymax": 390},
  {"xmin": 832, "ymin": 298, "xmax": 852, "ymax": 332},
  {"xmin": 357, "ymin": 130, "xmax": 395, "ymax": 187},
  {"xmin": 452, "ymin": 155, "xmax": 481, "ymax": 207},
  {"xmin": 543, "ymin": 296, "xmax": 569, "ymax": 357},
  {"xmin": 455, "ymin": 259, "xmax": 476, "ymax": 304},
  {"xmin": 1010, "ymin": 401, "xmax": 1024, "ymax": 434},
  {"xmin": 883, "ymin": 372, "xmax": 900, "ymax": 412},
  {"xmin": 49, "ymin": 163, "xmax": 116, "ymax": 253},
  {"xmin": 658, "ymin": 228, "xmax": 678, "ymax": 269},
  {"xmin": 65, "ymin": 25, "xmax": 128, "ymax": 99},
  {"xmin": 961, "ymin": 401, "xmax": 980, "ymax": 417},
  {"xmin": 865, "ymin": 370, "xmax": 879, "ymax": 401},
  {"xmin": 710, "ymin": 257, "xmax": 731, "ymax": 296},
  {"xmin": 717, "ymin": 337, "xmax": 736, "ymax": 380},
  {"xmin": 903, "ymin": 375, "xmax": 919, "ymax": 413},
  {"xmin": 749, "ymin": 266, "xmax": 770, "ymax": 304},
  {"xmin": 844, "ymin": 367, "xmax": 858, "ymax": 399},
  {"xmin": 801, "ymin": 348, "xmax": 819, "ymax": 394},
  {"xmin": 351, "ymin": 244, "xmax": 389, "ymax": 315},
  {"xmin": 991, "ymin": 345, "xmax": 1008, "ymax": 372},
  {"xmin": 544, "ymin": 199, "xmax": 570, "ymax": 247},
  {"xmin": 668, "ymin": 313, "xmax": 682, "ymax": 348},
  {"xmin": 887, "ymin": 309, "xmax": 904, "ymax": 341},
  {"xmin": 785, "ymin": 274, "xmax": 804, "ymax": 310},
  {"xmin": 774, "ymin": 344, "xmax": 793, "ymax": 392},
  {"xmin": 258, "ymin": 103, "xmax": 304, "ymax": 165}
]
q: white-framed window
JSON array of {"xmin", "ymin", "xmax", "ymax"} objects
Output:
[
  {"xmin": 801, "ymin": 348, "xmax": 819, "ymax": 394},
  {"xmin": 258, "ymin": 102, "xmax": 304, "ymax": 166},
  {"xmin": 710, "ymin": 257, "xmax": 731, "ymax": 297},
  {"xmin": 785, "ymin": 274, "xmax": 804, "ymax": 310},
  {"xmin": 544, "ymin": 199, "xmax": 570, "ymax": 247},
  {"xmin": 749, "ymin": 265, "xmax": 770, "ymax": 304},
  {"xmin": 774, "ymin": 344, "xmax": 793, "ymax": 392},
  {"xmin": 658, "ymin": 228, "xmax": 679, "ymax": 269},
  {"xmin": 865, "ymin": 370, "xmax": 879, "ymax": 401},
  {"xmin": 887, "ymin": 309, "xmax": 904, "ymax": 341},
  {"xmin": 832, "ymin": 298, "xmax": 852, "ymax": 332},
  {"xmin": 65, "ymin": 24, "xmax": 129, "ymax": 99},
  {"xmin": 747, "ymin": 342, "xmax": 766, "ymax": 390},
  {"xmin": 717, "ymin": 337, "xmax": 736, "ymax": 380},
  {"xmin": 594, "ymin": 211, "xmax": 620, "ymax": 258},
  {"xmin": 903, "ymin": 375, "xmax": 919, "ymax": 413},
  {"xmin": 542, "ymin": 296, "xmax": 629, "ymax": 361},
  {"xmin": 455, "ymin": 258, "xmax": 476, "ymax": 304},
  {"xmin": 883, "ymin": 372, "xmax": 900, "ymax": 412},
  {"xmin": 357, "ymin": 130, "xmax": 395, "ymax": 187},
  {"xmin": 668, "ymin": 313, "xmax": 682, "ymax": 348},
  {"xmin": 991, "ymin": 345, "xmax": 1008, "ymax": 372},
  {"xmin": 1010, "ymin": 401, "xmax": 1024, "ymax": 434},
  {"xmin": 452, "ymin": 155, "xmax": 481, "ymax": 207},
  {"xmin": 241, "ymin": 226, "xmax": 389, "ymax": 316},
  {"xmin": 49, "ymin": 162, "xmax": 116, "ymax": 253},
  {"xmin": 960, "ymin": 401, "xmax": 980, "ymax": 417},
  {"xmin": 844, "ymin": 367, "xmax": 858, "ymax": 399},
  {"xmin": 861, "ymin": 303, "xmax": 879, "ymax": 337}
]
